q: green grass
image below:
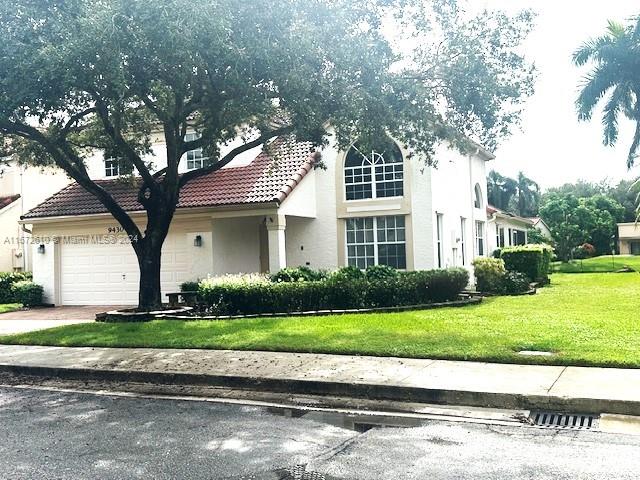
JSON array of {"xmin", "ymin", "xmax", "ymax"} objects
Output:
[
  {"xmin": 552, "ymin": 255, "xmax": 640, "ymax": 273},
  {"xmin": 2, "ymin": 272, "xmax": 640, "ymax": 367},
  {"xmin": 0, "ymin": 304, "xmax": 21, "ymax": 314}
]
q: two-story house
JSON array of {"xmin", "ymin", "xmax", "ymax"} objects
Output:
[{"xmin": 20, "ymin": 131, "xmax": 493, "ymax": 305}]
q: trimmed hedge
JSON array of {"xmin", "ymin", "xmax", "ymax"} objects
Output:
[
  {"xmin": 0, "ymin": 272, "xmax": 32, "ymax": 303},
  {"xmin": 472, "ymin": 257, "xmax": 506, "ymax": 293},
  {"xmin": 11, "ymin": 281, "xmax": 43, "ymax": 307},
  {"xmin": 500, "ymin": 244, "xmax": 553, "ymax": 283},
  {"xmin": 198, "ymin": 268, "xmax": 469, "ymax": 316}
]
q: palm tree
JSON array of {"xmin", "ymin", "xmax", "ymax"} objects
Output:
[
  {"xmin": 515, "ymin": 171, "xmax": 540, "ymax": 217},
  {"xmin": 574, "ymin": 18, "xmax": 640, "ymax": 168},
  {"xmin": 487, "ymin": 170, "xmax": 517, "ymax": 211}
]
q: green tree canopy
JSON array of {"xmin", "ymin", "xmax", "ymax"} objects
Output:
[{"xmin": 0, "ymin": 0, "xmax": 536, "ymax": 309}]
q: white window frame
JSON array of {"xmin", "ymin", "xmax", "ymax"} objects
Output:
[
  {"xmin": 475, "ymin": 220, "xmax": 485, "ymax": 257},
  {"xmin": 344, "ymin": 146, "xmax": 404, "ymax": 201},
  {"xmin": 104, "ymin": 157, "xmax": 129, "ymax": 177},
  {"xmin": 436, "ymin": 213, "xmax": 444, "ymax": 268},
  {"xmin": 460, "ymin": 217, "xmax": 466, "ymax": 266},
  {"xmin": 184, "ymin": 132, "xmax": 212, "ymax": 170},
  {"xmin": 345, "ymin": 215, "xmax": 407, "ymax": 269}
]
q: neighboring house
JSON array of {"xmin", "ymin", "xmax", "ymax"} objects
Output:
[
  {"xmin": 22, "ymin": 132, "xmax": 493, "ymax": 306},
  {"xmin": 527, "ymin": 216, "xmax": 552, "ymax": 239},
  {"xmin": 618, "ymin": 223, "xmax": 640, "ymax": 255},
  {"xmin": 486, "ymin": 204, "xmax": 533, "ymax": 255},
  {"xmin": 0, "ymin": 162, "xmax": 71, "ymax": 272}
]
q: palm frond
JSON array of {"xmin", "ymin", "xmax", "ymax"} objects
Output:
[
  {"xmin": 607, "ymin": 19, "xmax": 626, "ymax": 38},
  {"xmin": 602, "ymin": 85, "xmax": 631, "ymax": 145},
  {"xmin": 576, "ymin": 65, "xmax": 617, "ymax": 121},
  {"xmin": 627, "ymin": 121, "xmax": 640, "ymax": 169},
  {"xmin": 572, "ymin": 35, "xmax": 616, "ymax": 66}
]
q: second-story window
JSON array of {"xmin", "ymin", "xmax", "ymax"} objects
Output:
[
  {"xmin": 344, "ymin": 140, "xmax": 403, "ymax": 200},
  {"xmin": 184, "ymin": 133, "xmax": 212, "ymax": 170},
  {"xmin": 104, "ymin": 157, "xmax": 131, "ymax": 177}
]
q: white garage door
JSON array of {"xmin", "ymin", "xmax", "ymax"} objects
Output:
[{"xmin": 59, "ymin": 233, "xmax": 190, "ymax": 306}]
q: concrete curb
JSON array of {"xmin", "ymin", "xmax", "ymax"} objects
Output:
[{"xmin": 1, "ymin": 363, "xmax": 638, "ymax": 416}]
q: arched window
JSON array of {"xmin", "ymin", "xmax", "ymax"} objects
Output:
[
  {"xmin": 474, "ymin": 183, "xmax": 483, "ymax": 209},
  {"xmin": 344, "ymin": 140, "xmax": 403, "ymax": 200}
]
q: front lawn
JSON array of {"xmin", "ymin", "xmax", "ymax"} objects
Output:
[
  {"xmin": 1, "ymin": 273, "xmax": 640, "ymax": 367},
  {"xmin": 0, "ymin": 304, "xmax": 21, "ymax": 314},
  {"xmin": 552, "ymin": 255, "xmax": 640, "ymax": 273}
]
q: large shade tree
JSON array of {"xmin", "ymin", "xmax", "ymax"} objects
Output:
[{"xmin": 0, "ymin": 0, "xmax": 535, "ymax": 309}]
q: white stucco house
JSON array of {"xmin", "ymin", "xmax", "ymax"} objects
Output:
[
  {"xmin": 19, "ymin": 132, "xmax": 494, "ymax": 306},
  {"xmin": 486, "ymin": 205, "xmax": 535, "ymax": 255},
  {"xmin": 618, "ymin": 223, "xmax": 640, "ymax": 255},
  {"xmin": 0, "ymin": 162, "xmax": 71, "ymax": 272}
]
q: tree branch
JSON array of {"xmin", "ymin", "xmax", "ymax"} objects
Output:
[
  {"xmin": 59, "ymin": 107, "xmax": 97, "ymax": 137},
  {"xmin": 179, "ymin": 125, "xmax": 293, "ymax": 188}
]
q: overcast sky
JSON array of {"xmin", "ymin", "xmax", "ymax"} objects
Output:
[{"xmin": 477, "ymin": 0, "xmax": 639, "ymax": 191}]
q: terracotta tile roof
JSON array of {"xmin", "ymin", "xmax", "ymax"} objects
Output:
[
  {"xmin": 0, "ymin": 194, "xmax": 20, "ymax": 210},
  {"xmin": 23, "ymin": 137, "xmax": 316, "ymax": 220}
]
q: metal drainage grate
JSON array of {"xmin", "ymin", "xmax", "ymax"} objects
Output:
[
  {"xmin": 530, "ymin": 411, "xmax": 599, "ymax": 430},
  {"xmin": 272, "ymin": 465, "xmax": 339, "ymax": 480}
]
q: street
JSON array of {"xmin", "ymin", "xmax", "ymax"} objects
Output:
[{"xmin": 0, "ymin": 385, "xmax": 639, "ymax": 479}]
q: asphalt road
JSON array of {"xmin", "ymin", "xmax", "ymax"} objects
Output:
[{"xmin": 0, "ymin": 386, "xmax": 639, "ymax": 479}]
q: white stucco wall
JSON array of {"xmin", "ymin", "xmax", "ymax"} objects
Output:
[
  {"xmin": 409, "ymin": 154, "xmax": 435, "ymax": 271},
  {"xmin": 210, "ymin": 216, "xmax": 262, "ymax": 275},
  {"xmin": 0, "ymin": 202, "xmax": 23, "ymax": 272},
  {"xmin": 486, "ymin": 216, "xmax": 531, "ymax": 255},
  {"xmin": 429, "ymin": 144, "xmax": 488, "ymax": 272},
  {"xmin": 284, "ymin": 142, "xmax": 339, "ymax": 270}
]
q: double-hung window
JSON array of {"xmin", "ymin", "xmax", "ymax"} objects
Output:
[
  {"xmin": 436, "ymin": 213, "xmax": 444, "ymax": 268},
  {"xmin": 344, "ymin": 141, "xmax": 403, "ymax": 200},
  {"xmin": 475, "ymin": 221, "xmax": 485, "ymax": 257},
  {"xmin": 346, "ymin": 215, "xmax": 406, "ymax": 269},
  {"xmin": 460, "ymin": 217, "xmax": 466, "ymax": 266},
  {"xmin": 184, "ymin": 132, "xmax": 213, "ymax": 170},
  {"xmin": 104, "ymin": 157, "xmax": 131, "ymax": 177}
]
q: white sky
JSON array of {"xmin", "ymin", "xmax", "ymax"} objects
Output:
[{"xmin": 477, "ymin": 0, "xmax": 639, "ymax": 190}]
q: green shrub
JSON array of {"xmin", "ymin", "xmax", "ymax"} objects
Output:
[
  {"xmin": 180, "ymin": 280, "xmax": 200, "ymax": 292},
  {"xmin": 328, "ymin": 265, "xmax": 365, "ymax": 282},
  {"xmin": 502, "ymin": 271, "xmax": 531, "ymax": 295},
  {"xmin": 197, "ymin": 267, "xmax": 468, "ymax": 315},
  {"xmin": 270, "ymin": 266, "xmax": 327, "ymax": 283},
  {"xmin": 472, "ymin": 257, "xmax": 506, "ymax": 293},
  {"xmin": 500, "ymin": 244, "xmax": 553, "ymax": 283},
  {"xmin": 0, "ymin": 272, "xmax": 32, "ymax": 303},
  {"xmin": 10, "ymin": 280, "xmax": 43, "ymax": 307},
  {"xmin": 365, "ymin": 265, "xmax": 398, "ymax": 281}
]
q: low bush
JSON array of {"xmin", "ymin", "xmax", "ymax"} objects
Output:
[
  {"xmin": 197, "ymin": 267, "xmax": 469, "ymax": 315},
  {"xmin": 180, "ymin": 280, "xmax": 200, "ymax": 292},
  {"xmin": 270, "ymin": 266, "xmax": 327, "ymax": 283},
  {"xmin": 573, "ymin": 243, "xmax": 596, "ymax": 260},
  {"xmin": 472, "ymin": 257, "xmax": 506, "ymax": 293},
  {"xmin": 501, "ymin": 271, "xmax": 531, "ymax": 295},
  {"xmin": 500, "ymin": 244, "xmax": 553, "ymax": 283},
  {"xmin": 328, "ymin": 265, "xmax": 365, "ymax": 282},
  {"xmin": 10, "ymin": 280, "xmax": 43, "ymax": 307},
  {"xmin": 365, "ymin": 265, "xmax": 398, "ymax": 281},
  {"xmin": 0, "ymin": 272, "xmax": 32, "ymax": 303}
]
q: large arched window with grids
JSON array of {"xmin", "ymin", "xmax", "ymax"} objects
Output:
[{"xmin": 344, "ymin": 140, "xmax": 404, "ymax": 200}]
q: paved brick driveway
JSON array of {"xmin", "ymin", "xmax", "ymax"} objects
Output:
[{"xmin": 0, "ymin": 306, "xmax": 122, "ymax": 335}]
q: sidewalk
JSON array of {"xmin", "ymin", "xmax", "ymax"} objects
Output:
[{"xmin": 0, "ymin": 345, "xmax": 639, "ymax": 415}]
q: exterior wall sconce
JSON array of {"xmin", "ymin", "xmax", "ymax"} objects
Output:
[
  {"xmin": 37, "ymin": 244, "xmax": 46, "ymax": 254},
  {"xmin": 193, "ymin": 235, "xmax": 203, "ymax": 247}
]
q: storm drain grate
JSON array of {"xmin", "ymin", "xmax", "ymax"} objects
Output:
[
  {"xmin": 270, "ymin": 465, "xmax": 339, "ymax": 480},
  {"xmin": 530, "ymin": 411, "xmax": 599, "ymax": 430}
]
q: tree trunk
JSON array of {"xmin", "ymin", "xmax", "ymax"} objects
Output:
[{"xmin": 137, "ymin": 243, "xmax": 163, "ymax": 311}]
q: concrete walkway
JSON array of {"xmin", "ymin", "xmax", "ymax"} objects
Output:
[
  {"xmin": 0, "ymin": 345, "xmax": 638, "ymax": 415},
  {"xmin": 0, "ymin": 306, "xmax": 120, "ymax": 321}
]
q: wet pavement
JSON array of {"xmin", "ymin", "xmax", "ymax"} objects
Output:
[{"xmin": 0, "ymin": 384, "xmax": 639, "ymax": 479}]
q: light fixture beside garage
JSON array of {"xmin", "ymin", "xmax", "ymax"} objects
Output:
[
  {"xmin": 37, "ymin": 244, "xmax": 45, "ymax": 254},
  {"xmin": 193, "ymin": 235, "xmax": 203, "ymax": 247}
]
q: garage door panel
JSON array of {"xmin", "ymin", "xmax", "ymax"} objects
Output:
[{"xmin": 59, "ymin": 231, "xmax": 190, "ymax": 305}]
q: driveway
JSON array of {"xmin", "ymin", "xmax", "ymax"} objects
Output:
[{"xmin": 0, "ymin": 306, "xmax": 121, "ymax": 335}]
